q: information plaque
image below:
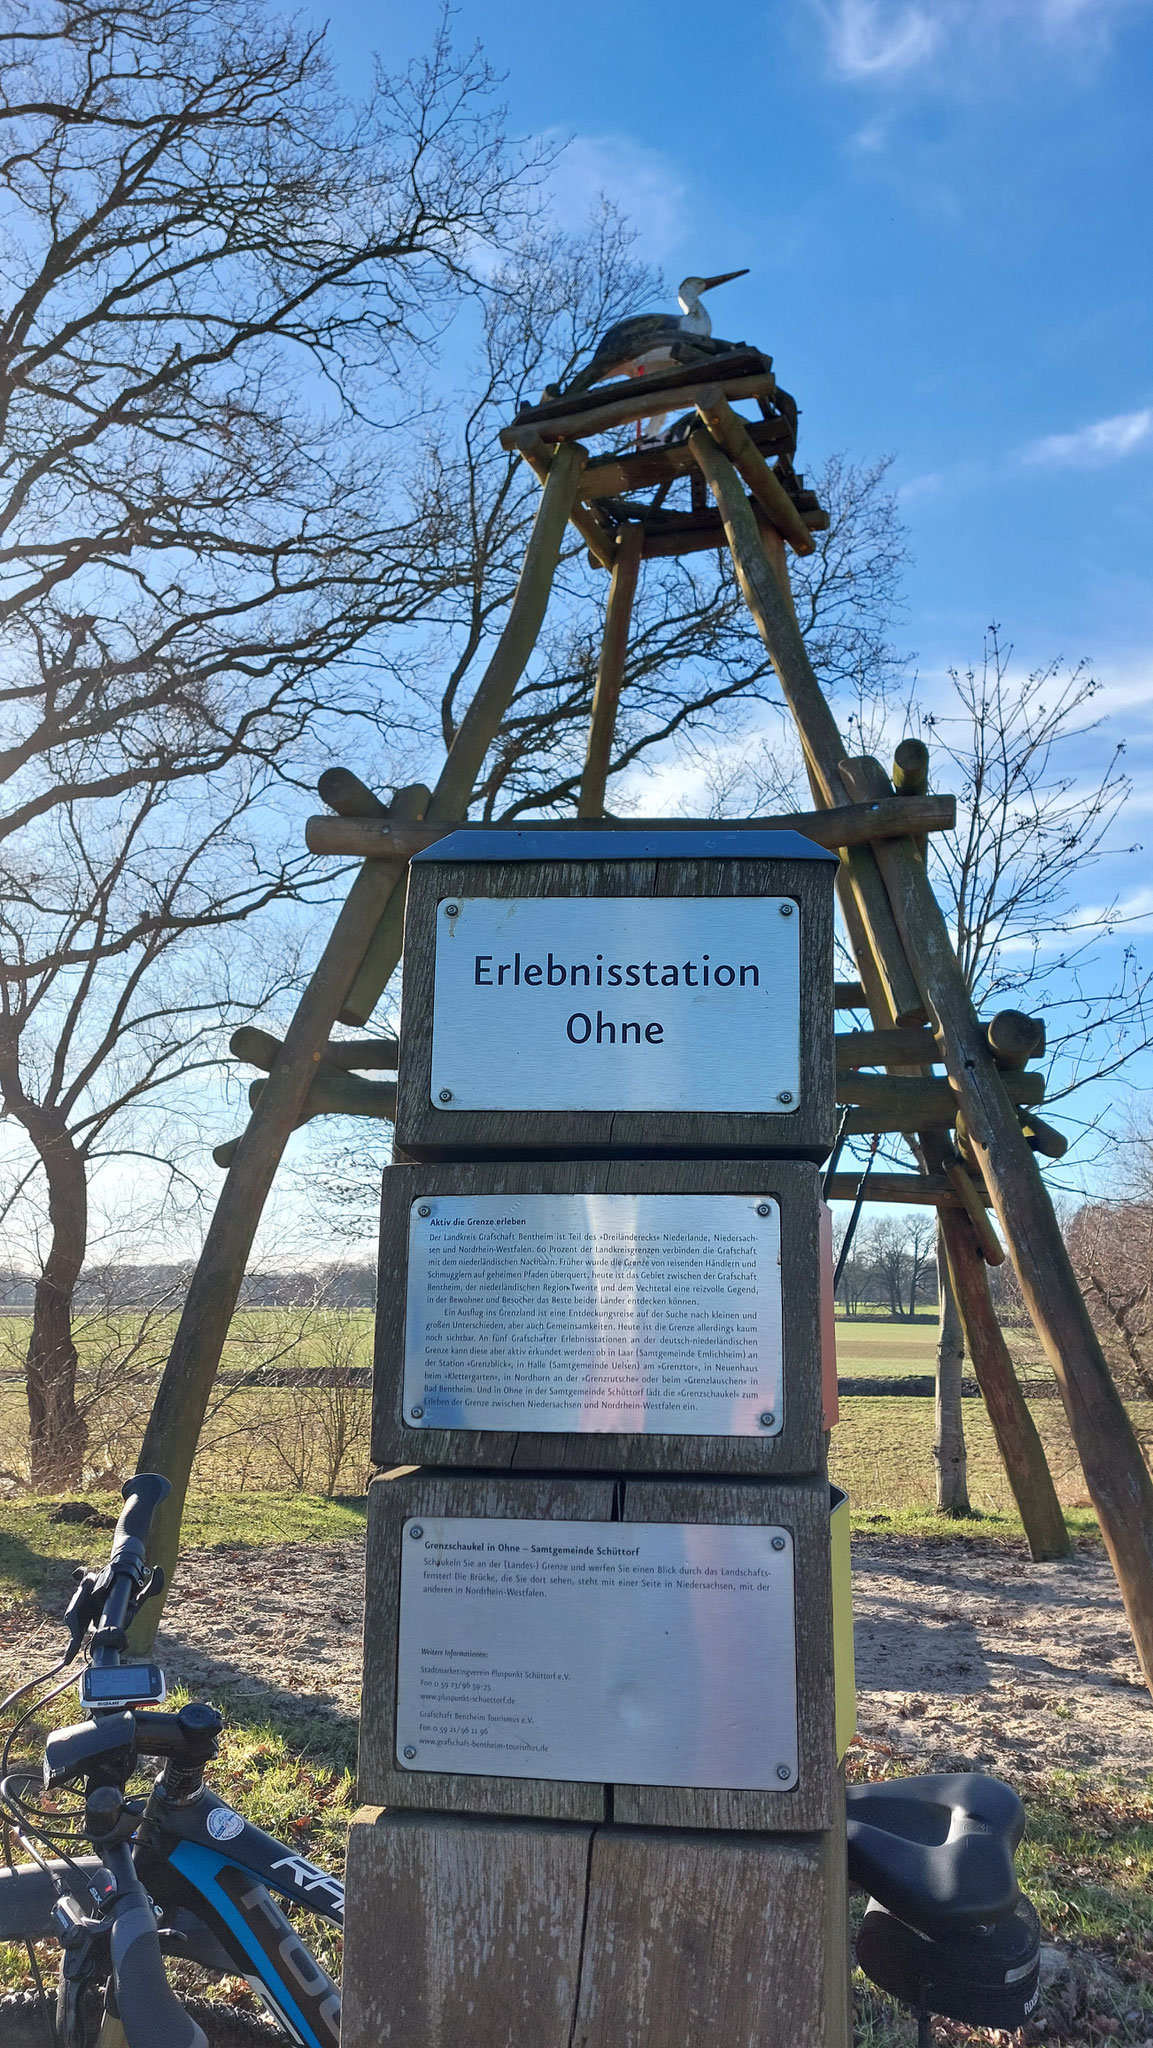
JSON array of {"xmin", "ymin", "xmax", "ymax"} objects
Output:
[
  {"xmin": 402, "ymin": 1192, "xmax": 784, "ymax": 1436},
  {"xmin": 395, "ymin": 1517, "xmax": 798, "ymax": 1789},
  {"xmin": 430, "ymin": 895, "xmax": 801, "ymax": 1113}
]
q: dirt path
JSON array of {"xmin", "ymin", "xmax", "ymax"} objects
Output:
[{"xmin": 4, "ymin": 1532, "xmax": 1151, "ymax": 1786}]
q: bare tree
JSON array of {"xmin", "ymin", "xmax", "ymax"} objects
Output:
[{"xmin": 0, "ymin": 0, "xmax": 533, "ymax": 1483}]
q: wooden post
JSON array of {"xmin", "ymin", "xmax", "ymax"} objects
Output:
[
  {"xmin": 578, "ymin": 521, "xmax": 644, "ymax": 818},
  {"xmin": 838, "ymin": 756, "xmax": 1153, "ymax": 1670},
  {"xmin": 938, "ymin": 1204, "xmax": 1072, "ymax": 1560}
]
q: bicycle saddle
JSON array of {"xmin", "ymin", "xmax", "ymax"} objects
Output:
[{"xmin": 846, "ymin": 1772, "xmax": 1024, "ymax": 1938}]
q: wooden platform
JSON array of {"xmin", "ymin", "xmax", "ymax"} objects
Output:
[{"xmin": 498, "ymin": 348, "xmax": 828, "ymax": 565}]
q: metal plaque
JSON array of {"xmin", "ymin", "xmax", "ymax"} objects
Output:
[
  {"xmin": 396, "ymin": 1518, "xmax": 798, "ymax": 1788},
  {"xmin": 429, "ymin": 896, "xmax": 801, "ymax": 1113},
  {"xmin": 402, "ymin": 1193, "xmax": 783, "ymax": 1436}
]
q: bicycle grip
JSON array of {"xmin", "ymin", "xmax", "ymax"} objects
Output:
[{"xmin": 112, "ymin": 1473, "xmax": 171, "ymax": 1559}]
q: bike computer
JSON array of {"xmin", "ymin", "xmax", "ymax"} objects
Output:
[{"xmin": 81, "ymin": 1663, "xmax": 167, "ymax": 1708}]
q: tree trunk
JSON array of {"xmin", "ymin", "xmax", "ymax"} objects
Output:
[
  {"xmin": 19, "ymin": 1113, "xmax": 88, "ymax": 1489},
  {"xmin": 934, "ymin": 1221, "xmax": 970, "ymax": 1515}
]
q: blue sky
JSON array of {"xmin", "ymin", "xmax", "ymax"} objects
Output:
[
  {"xmin": 304, "ymin": 0, "xmax": 1153, "ymax": 1194},
  {"xmin": 318, "ymin": 0, "xmax": 1153, "ymax": 695}
]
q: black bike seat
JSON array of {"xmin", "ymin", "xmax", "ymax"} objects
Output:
[{"xmin": 846, "ymin": 1773, "xmax": 1024, "ymax": 1937}]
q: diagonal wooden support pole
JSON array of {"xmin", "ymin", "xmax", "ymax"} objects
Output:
[
  {"xmin": 134, "ymin": 441, "xmax": 587, "ymax": 1633},
  {"xmin": 579, "ymin": 520, "xmax": 644, "ymax": 818},
  {"xmin": 689, "ymin": 426, "xmax": 924, "ymax": 1026},
  {"xmin": 700, "ymin": 435, "xmax": 1072, "ymax": 1563},
  {"xmin": 340, "ymin": 438, "xmax": 587, "ymax": 1027},
  {"xmin": 840, "ymin": 754, "xmax": 1153, "ymax": 1638}
]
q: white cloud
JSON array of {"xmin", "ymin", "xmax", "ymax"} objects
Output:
[
  {"xmin": 808, "ymin": 0, "xmax": 1148, "ymax": 85},
  {"xmin": 543, "ymin": 134, "xmax": 689, "ymax": 265},
  {"xmin": 1019, "ymin": 408, "xmax": 1153, "ymax": 469},
  {"xmin": 814, "ymin": 0, "xmax": 942, "ymax": 77}
]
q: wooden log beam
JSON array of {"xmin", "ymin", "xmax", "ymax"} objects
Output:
[
  {"xmin": 836, "ymin": 1027, "xmax": 940, "ymax": 1069},
  {"xmin": 1019, "ymin": 1110, "xmax": 1069, "ymax": 1160},
  {"xmin": 835, "ymin": 980, "xmax": 867, "ymax": 1009},
  {"xmin": 514, "ymin": 348, "xmax": 773, "ymax": 426},
  {"xmin": 501, "ymin": 367, "xmax": 777, "ymax": 451},
  {"xmin": 892, "ymin": 738, "xmax": 929, "ymax": 795},
  {"xmin": 582, "ymin": 412, "xmax": 793, "ymax": 501},
  {"xmin": 230, "ymin": 1026, "xmax": 399, "ymax": 1073},
  {"xmin": 836, "ymin": 1070, "xmax": 1042, "ymax": 1118},
  {"xmin": 317, "ymin": 768, "xmax": 389, "ymax": 819},
  {"xmin": 249, "ymin": 1070, "xmax": 396, "ymax": 1122},
  {"xmin": 579, "ymin": 522, "xmax": 644, "ymax": 818},
  {"xmin": 305, "ymin": 792, "xmax": 957, "ymax": 862},
  {"xmin": 694, "ymin": 391, "xmax": 817, "ymax": 556},
  {"xmin": 840, "ymin": 755, "xmax": 1153, "ymax": 1657},
  {"xmin": 688, "ymin": 427, "xmax": 925, "ymax": 1026},
  {"xmin": 988, "ymin": 1009, "xmax": 1046, "ymax": 1069},
  {"xmin": 823, "ymin": 1172, "xmax": 962, "ymax": 1206}
]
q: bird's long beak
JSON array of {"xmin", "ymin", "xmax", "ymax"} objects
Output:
[{"xmin": 700, "ymin": 268, "xmax": 749, "ymax": 292}]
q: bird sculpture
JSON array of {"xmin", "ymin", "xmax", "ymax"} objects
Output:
[{"xmin": 552, "ymin": 269, "xmax": 750, "ymax": 400}]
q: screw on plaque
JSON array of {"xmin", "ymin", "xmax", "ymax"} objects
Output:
[
  {"xmin": 778, "ymin": 903, "xmax": 794, "ymax": 917},
  {"xmin": 776, "ymin": 1764, "xmax": 791, "ymax": 1781},
  {"xmin": 756, "ymin": 1202, "xmax": 772, "ymax": 1217},
  {"xmin": 418, "ymin": 1204, "xmax": 431, "ymax": 1217},
  {"xmin": 439, "ymin": 1088, "xmax": 453, "ymax": 1103},
  {"xmin": 771, "ymin": 1536, "xmax": 787, "ymax": 1551},
  {"xmin": 410, "ymin": 1406, "xmax": 424, "ymax": 1421},
  {"xmin": 403, "ymin": 1746, "xmax": 417, "ymax": 1760},
  {"xmin": 409, "ymin": 1525, "xmax": 424, "ymax": 1540},
  {"xmin": 759, "ymin": 1412, "xmax": 776, "ymax": 1429},
  {"xmin": 444, "ymin": 903, "xmax": 460, "ymax": 917},
  {"xmin": 777, "ymin": 1090, "xmax": 794, "ymax": 1104}
]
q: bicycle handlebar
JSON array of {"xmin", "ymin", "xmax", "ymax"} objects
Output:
[{"xmin": 111, "ymin": 1474, "xmax": 171, "ymax": 1565}]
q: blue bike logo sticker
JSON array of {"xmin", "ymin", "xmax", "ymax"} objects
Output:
[{"xmin": 206, "ymin": 1806, "xmax": 245, "ymax": 1842}]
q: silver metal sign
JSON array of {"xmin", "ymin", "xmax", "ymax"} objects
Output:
[
  {"xmin": 429, "ymin": 896, "xmax": 801, "ymax": 1113},
  {"xmin": 396, "ymin": 1518, "xmax": 798, "ymax": 1789},
  {"xmin": 403, "ymin": 1193, "xmax": 783, "ymax": 1436}
]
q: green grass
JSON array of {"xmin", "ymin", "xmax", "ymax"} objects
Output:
[{"xmin": 0, "ymin": 1491, "xmax": 368, "ymax": 1621}]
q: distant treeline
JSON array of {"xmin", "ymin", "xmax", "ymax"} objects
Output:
[{"xmin": 0, "ymin": 1264, "xmax": 377, "ymax": 1310}]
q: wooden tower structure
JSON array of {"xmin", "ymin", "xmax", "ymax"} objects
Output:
[{"xmin": 137, "ymin": 338, "xmax": 1153, "ymax": 1705}]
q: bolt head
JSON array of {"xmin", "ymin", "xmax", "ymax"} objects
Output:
[
  {"xmin": 417, "ymin": 1203, "xmax": 431, "ymax": 1217},
  {"xmin": 410, "ymin": 1406, "xmax": 424, "ymax": 1421},
  {"xmin": 756, "ymin": 1202, "xmax": 772, "ymax": 1217},
  {"xmin": 759, "ymin": 1412, "xmax": 776, "ymax": 1430},
  {"xmin": 403, "ymin": 1746, "xmax": 417, "ymax": 1760},
  {"xmin": 771, "ymin": 1535, "xmax": 787, "ymax": 1551},
  {"xmin": 409, "ymin": 1524, "xmax": 424, "ymax": 1540},
  {"xmin": 444, "ymin": 902, "xmax": 460, "ymax": 917},
  {"xmin": 778, "ymin": 902, "xmax": 794, "ymax": 917},
  {"xmin": 438, "ymin": 1088, "xmax": 453, "ymax": 1103},
  {"xmin": 776, "ymin": 1764, "xmax": 791, "ymax": 1781},
  {"xmin": 777, "ymin": 1090, "xmax": 794, "ymax": 1105}
]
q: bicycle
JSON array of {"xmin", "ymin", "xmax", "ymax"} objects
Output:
[
  {"xmin": 0, "ymin": 1471, "xmax": 1042, "ymax": 2048},
  {"xmin": 0, "ymin": 1474, "xmax": 342, "ymax": 2047}
]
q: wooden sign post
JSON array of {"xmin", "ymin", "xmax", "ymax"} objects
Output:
[{"xmin": 343, "ymin": 829, "xmax": 853, "ymax": 2048}]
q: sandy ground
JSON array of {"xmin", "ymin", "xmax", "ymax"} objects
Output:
[{"xmin": 4, "ymin": 1532, "xmax": 1151, "ymax": 1788}]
